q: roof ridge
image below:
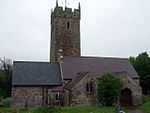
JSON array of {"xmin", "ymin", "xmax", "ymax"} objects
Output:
[
  {"xmin": 13, "ymin": 61, "xmax": 60, "ymax": 64},
  {"xmin": 64, "ymin": 56, "xmax": 128, "ymax": 60}
]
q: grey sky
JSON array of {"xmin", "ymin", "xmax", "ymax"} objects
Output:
[{"xmin": 0, "ymin": 0, "xmax": 150, "ymax": 61}]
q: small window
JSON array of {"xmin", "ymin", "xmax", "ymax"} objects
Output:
[
  {"xmin": 89, "ymin": 81, "xmax": 93, "ymax": 93},
  {"xmin": 55, "ymin": 92, "xmax": 60, "ymax": 100},
  {"xmin": 86, "ymin": 80, "xmax": 94, "ymax": 95},
  {"xmin": 86, "ymin": 82, "xmax": 89, "ymax": 92},
  {"xmin": 67, "ymin": 21, "xmax": 70, "ymax": 30}
]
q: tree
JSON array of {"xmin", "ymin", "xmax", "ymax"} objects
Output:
[
  {"xmin": 129, "ymin": 52, "xmax": 150, "ymax": 94},
  {"xmin": 0, "ymin": 57, "xmax": 12, "ymax": 98},
  {"xmin": 97, "ymin": 73, "xmax": 122, "ymax": 106},
  {"xmin": 0, "ymin": 57, "xmax": 12, "ymax": 72},
  {"xmin": 129, "ymin": 56, "xmax": 136, "ymax": 66}
]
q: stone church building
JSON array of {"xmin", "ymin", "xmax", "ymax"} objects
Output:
[{"xmin": 12, "ymin": 1, "xmax": 142, "ymax": 107}]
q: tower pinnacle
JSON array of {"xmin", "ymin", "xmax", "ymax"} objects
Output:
[
  {"xmin": 56, "ymin": 0, "xmax": 58, "ymax": 7},
  {"xmin": 78, "ymin": 2, "xmax": 80, "ymax": 10},
  {"xmin": 65, "ymin": 0, "xmax": 67, "ymax": 8}
]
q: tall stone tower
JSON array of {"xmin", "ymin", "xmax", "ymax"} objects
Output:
[{"xmin": 50, "ymin": 1, "xmax": 81, "ymax": 63}]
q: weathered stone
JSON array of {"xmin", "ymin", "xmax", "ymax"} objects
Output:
[
  {"xmin": 12, "ymin": 87, "xmax": 43, "ymax": 107},
  {"xmin": 64, "ymin": 73, "xmax": 142, "ymax": 106},
  {"xmin": 50, "ymin": 5, "xmax": 81, "ymax": 63},
  {"xmin": 12, "ymin": 2, "xmax": 143, "ymax": 107}
]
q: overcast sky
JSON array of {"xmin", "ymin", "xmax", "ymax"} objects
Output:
[{"xmin": 0, "ymin": 0, "xmax": 150, "ymax": 61}]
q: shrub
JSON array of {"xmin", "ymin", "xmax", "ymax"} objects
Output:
[
  {"xmin": 97, "ymin": 73, "xmax": 122, "ymax": 106},
  {"xmin": 143, "ymin": 95, "xmax": 150, "ymax": 103},
  {"xmin": 1, "ymin": 97, "xmax": 11, "ymax": 107}
]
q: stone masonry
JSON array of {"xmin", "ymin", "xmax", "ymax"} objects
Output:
[
  {"xmin": 12, "ymin": 87, "xmax": 43, "ymax": 107},
  {"xmin": 50, "ymin": 2, "xmax": 81, "ymax": 62},
  {"xmin": 12, "ymin": 2, "xmax": 143, "ymax": 107},
  {"xmin": 64, "ymin": 73, "xmax": 142, "ymax": 106}
]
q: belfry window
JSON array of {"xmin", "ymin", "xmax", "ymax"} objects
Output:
[{"xmin": 67, "ymin": 21, "xmax": 70, "ymax": 30}]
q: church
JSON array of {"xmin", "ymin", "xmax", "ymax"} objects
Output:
[{"xmin": 11, "ymin": 1, "xmax": 142, "ymax": 107}]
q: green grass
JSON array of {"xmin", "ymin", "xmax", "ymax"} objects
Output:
[
  {"xmin": 60, "ymin": 106, "xmax": 115, "ymax": 113},
  {"xmin": 143, "ymin": 95, "xmax": 150, "ymax": 103},
  {"xmin": 0, "ymin": 107, "xmax": 29, "ymax": 113},
  {"xmin": 0, "ymin": 106, "xmax": 115, "ymax": 113},
  {"xmin": 0, "ymin": 107, "xmax": 11, "ymax": 112},
  {"xmin": 140, "ymin": 101, "xmax": 150, "ymax": 113}
]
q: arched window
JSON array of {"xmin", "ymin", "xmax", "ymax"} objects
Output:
[
  {"xmin": 89, "ymin": 81, "xmax": 93, "ymax": 93},
  {"xmin": 86, "ymin": 80, "xmax": 94, "ymax": 95},
  {"xmin": 86, "ymin": 82, "xmax": 89, "ymax": 92}
]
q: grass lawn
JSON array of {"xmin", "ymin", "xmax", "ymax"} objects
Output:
[
  {"xmin": 0, "ymin": 106, "xmax": 115, "ymax": 113},
  {"xmin": 140, "ymin": 101, "xmax": 150, "ymax": 113},
  {"xmin": 60, "ymin": 106, "xmax": 115, "ymax": 113}
]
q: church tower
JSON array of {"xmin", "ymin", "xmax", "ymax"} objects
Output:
[{"xmin": 50, "ymin": 1, "xmax": 81, "ymax": 63}]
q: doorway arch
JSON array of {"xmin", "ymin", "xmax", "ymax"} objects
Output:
[{"xmin": 120, "ymin": 88, "xmax": 132, "ymax": 106}]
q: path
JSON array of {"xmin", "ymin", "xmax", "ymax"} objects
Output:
[{"xmin": 127, "ymin": 107, "xmax": 143, "ymax": 113}]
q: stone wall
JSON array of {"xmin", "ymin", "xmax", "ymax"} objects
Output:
[
  {"xmin": 121, "ymin": 75, "xmax": 143, "ymax": 106},
  {"xmin": 50, "ymin": 5, "xmax": 81, "ymax": 63},
  {"xmin": 65, "ymin": 73, "xmax": 142, "ymax": 106},
  {"xmin": 68, "ymin": 74, "xmax": 97, "ymax": 106},
  {"xmin": 12, "ymin": 87, "xmax": 43, "ymax": 107}
]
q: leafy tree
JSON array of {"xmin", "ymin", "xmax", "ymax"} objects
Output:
[
  {"xmin": 129, "ymin": 52, "xmax": 150, "ymax": 94},
  {"xmin": 129, "ymin": 56, "xmax": 136, "ymax": 66},
  {"xmin": 97, "ymin": 73, "xmax": 122, "ymax": 106},
  {"xmin": 0, "ymin": 57, "xmax": 12, "ymax": 98},
  {"xmin": 0, "ymin": 70, "xmax": 8, "ymax": 98}
]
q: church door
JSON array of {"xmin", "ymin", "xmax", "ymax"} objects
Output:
[{"xmin": 120, "ymin": 88, "xmax": 132, "ymax": 106}]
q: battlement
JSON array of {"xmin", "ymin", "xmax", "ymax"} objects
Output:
[
  {"xmin": 50, "ymin": 1, "xmax": 81, "ymax": 63},
  {"xmin": 51, "ymin": 3, "xmax": 81, "ymax": 19}
]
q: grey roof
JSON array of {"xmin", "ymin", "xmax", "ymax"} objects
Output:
[
  {"xmin": 62, "ymin": 56, "xmax": 139, "ymax": 79},
  {"xmin": 64, "ymin": 72, "xmax": 89, "ymax": 90},
  {"xmin": 12, "ymin": 61, "xmax": 63, "ymax": 86}
]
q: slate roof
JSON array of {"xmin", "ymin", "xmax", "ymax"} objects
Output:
[
  {"xmin": 62, "ymin": 56, "xmax": 139, "ymax": 79},
  {"xmin": 64, "ymin": 72, "xmax": 89, "ymax": 90},
  {"xmin": 12, "ymin": 61, "xmax": 63, "ymax": 86}
]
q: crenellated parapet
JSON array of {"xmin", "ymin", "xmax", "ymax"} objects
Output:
[
  {"xmin": 50, "ymin": 1, "xmax": 81, "ymax": 63},
  {"xmin": 51, "ymin": 3, "xmax": 81, "ymax": 19}
]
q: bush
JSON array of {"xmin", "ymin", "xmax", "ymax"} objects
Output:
[
  {"xmin": 97, "ymin": 73, "xmax": 122, "ymax": 106},
  {"xmin": 0, "ymin": 88, "xmax": 7, "ymax": 98},
  {"xmin": 143, "ymin": 95, "xmax": 150, "ymax": 103},
  {"xmin": 1, "ymin": 97, "xmax": 11, "ymax": 107}
]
